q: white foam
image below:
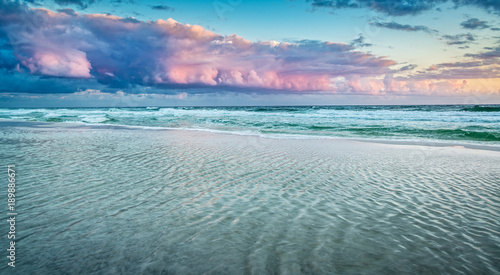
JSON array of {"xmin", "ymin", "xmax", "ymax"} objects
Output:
[{"xmin": 79, "ymin": 115, "xmax": 108, "ymax": 123}]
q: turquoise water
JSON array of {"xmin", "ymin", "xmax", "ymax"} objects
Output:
[
  {"xmin": 1, "ymin": 105, "xmax": 499, "ymax": 145},
  {"xmin": 0, "ymin": 122, "xmax": 499, "ymax": 274}
]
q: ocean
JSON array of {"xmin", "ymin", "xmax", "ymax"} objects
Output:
[
  {"xmin": 1, "ymin": 105, "xmax": 499, "ymax": 146},
  {"xmin": 0, "ymin": 105, "xmax": 499, "ymax": 274}
]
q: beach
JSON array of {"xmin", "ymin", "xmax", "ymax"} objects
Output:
[
  {"xmin": 1, "ymin": 120, "xmax": 499, "ymax": 274},
  {"xmin": 2, "ymin": 0, "xmax": 500, "ymax": 273}
]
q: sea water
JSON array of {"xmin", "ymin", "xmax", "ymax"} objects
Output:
[{"xmin": 0, "ymin": 105, "xmax": 499, "ymax": 146}]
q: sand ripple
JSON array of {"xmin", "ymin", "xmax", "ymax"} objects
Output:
[{"xmin": 0, "ymin": 124, "xmax": 499, "ymax": 274}]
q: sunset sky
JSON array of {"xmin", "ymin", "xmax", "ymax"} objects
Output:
[{"xmin": 0, "ymin": 0, "xmax": 499, "ymax": 106}]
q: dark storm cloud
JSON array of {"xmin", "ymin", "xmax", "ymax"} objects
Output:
[{"xmin": 0, "ymin": 69, "xmax": 100, "ymax": 94}]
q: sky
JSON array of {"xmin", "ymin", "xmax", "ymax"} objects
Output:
[{"xmin": 0, "ymin": 0, "xmax": 499, "ymax": 107}]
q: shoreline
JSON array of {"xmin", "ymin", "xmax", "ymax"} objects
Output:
[{"xmin": 1, "ymin": 118, "xmax": 500, "ymax": 152}]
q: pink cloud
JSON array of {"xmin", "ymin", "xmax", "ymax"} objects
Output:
[
  {"xmin": 22, "ymin": 49, "xmax": 91, "ymax": 78},
  {"xmin": 1, "ymin": 1, "xmax": 497, "ymax": 96},
  {"xmin": 383, "ymin": 75, "xmax": 472, "ymax": 96},
  {"xmin": 0, "ymin": 2, "xmax": 397, "ymax": 92}
]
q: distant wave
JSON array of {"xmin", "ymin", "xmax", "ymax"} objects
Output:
[{"xmin": 461, "ymin": 105, "xmax": 500, "ymax": 112}]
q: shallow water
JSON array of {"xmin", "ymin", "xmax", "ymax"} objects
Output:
[{"xmin": 1, "ymin": 122, "xmax": 499, "ymax": 274}]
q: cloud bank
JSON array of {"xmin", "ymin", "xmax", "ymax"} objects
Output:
[
  {"xmin": 0, "ymin": 1, "xmax": 397, "ymax": 93},
  {"xmin": 0, "ymin": 1, "xmax": 498, "ymax": 98}
]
